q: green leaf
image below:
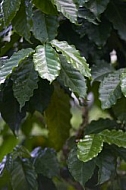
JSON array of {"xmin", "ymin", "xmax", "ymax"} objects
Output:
[
  {"xmin": 31, "ymin": 10, "xmax": 59, "ymax": 43},
  {"xmin": 96, "ymin": 151, "xmax": 116, "ymax": 184},
  {"xmin": 112, "ymin": 145, "xmax": 126, "ymax": 162},
  {"xmin": 59, "ymin": 55, "xmax": 87, "ymax": 98},
  {"xmin": 105, "ymin": 1, "xmax": 126, "ymax": 41},
  {"xmin": 85, "ymin": 118, "xmax": 119, "ymax": 135},
  {"xmin": 2, "ymin": 0, "xmax": 21, "ymax": 26},
  {"xmin": 68, "ymin": 146, "xmax": 95, "ymax": 187},
  {"xmin": 37, "ymin": 174, "xmax": 57, "ymax": 190},
  {"xmin": 51, "ymin": 39, "xmax": 91, "ymax": 78},
  {"xmin": 52, "ymin": 0, "xmax": 77, "ymax": 23},
  {"xmin": 10, "ymin": 158, "xmax": 38, "ymax": 190},
  {"xmin": 12, "ymin": 145, "xmax": 31, "ymax": 159},
  {"xmin": 12, "ymin": 58, "xmax": 38, "ymax": 110},
  {"xmin": 33, "ymin": 44, "xmax": 61, "ymax": 82},
  {"xmin": 77, "ymin": 134, "xmax": 103, "ymax": 162},
  {"xmin": 99, "ymin": 71, "xmax": 122, "ymax": 109},
  {"xmin": 32, "ymin": 0, "xmax": 57, "ymax": 15},
  {"xmin": 32, "ymin": 147, "xmax": 59, "ymax": 178},
  {"xmin": 100, "ymin": 129, "xmax": 126, "ymax": 148},
  {"xmin": 0, "ymin": 48, "xmax": 34, "ymax": 84},
  {"xmin": 91, "ymin": 60, "xmax": 114, "ymax": 82},
  {"xmin": 12, "ymin": 0, "xmax": 33, "ymax": 41},
  {"xmin": 85, "ymin": 0, "xmax": 110, "ymax": 17},
  {"xmin": 120, "ymin": 68, "xmax": 126, "ymax": 97},
  {"xmin": 45, "ymin": 83, "xmax": 72, "ymax": 150}
]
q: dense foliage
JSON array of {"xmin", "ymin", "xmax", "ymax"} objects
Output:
[{"xmin": 1, "ymin": 0, "xmax": 126, "ymax": 189}]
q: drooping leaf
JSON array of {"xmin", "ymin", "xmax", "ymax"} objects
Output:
[
  {"xmin": 45, "ymin": 83, "xmax": 72, "ymax": 150},
  {"xmin": 77, "ymin": 134, "xmax": 103, "ymax": 162},
  {"xmin": 85, "ymin": 0, "xmax": 110, "ymax": 17},
  {"xmin": 99, "ymin": 71, "xmax": 122, "ymax": 109},
  {"xmin": 85, "ymin": 118, "xmax": 119, "ymax": 135},
  {"xmin": 120, "ymin": 68, "xmax": 126, "ymax": 97},
  {"xmin": 68, "ymin": 146, "xmax": 95, "ymax": 187},
  {"xmin": 27, "ymin": 79, "xmax": 53, "ymax": 113},
  {"xmin": 0, "ymin": 80, "xmax": 26, "ymax": 132},
  {"xmin": 32, "ymin": 0, "xmax": 57, "ymax": 15},
  {"xmin": 32, "ymin": 147, "xmax": 59, "ymax": 178},
  {"xmin": 91, "ymin": 60, "xmax": 114, "ymax": 82},
  {"xmin": 96, "ymin": 151, "xmax": 116, "ymax": 184},
  {"xmin": 12, "ymin": 0, "xmax": 33, "ymax": 41},
  {"xmin": 105, "ymin": 1, "xmax": 126, "ymax": 41},
  {"xmin": 51, "ymin": 39, "xmax": 91, "ymax": 78},
  {"xmin": 100, "ymin": 129, "xmax": 126, "ymax": 148},
  {"xmin": 33, "ymin": 44, "xmax": 61, "ymax": 82},
  {"xmin": 12, "ymin": 58, "xmax": 38, "ymax": 110},
  {"xmin": 0, "ymin": 48, "xmax": 34, "ymax": 84},
  {"xmin": 59, "ymin": 55, "xmax": 87, "ymax": 98},
  {"xmin": 52, "ymin": 0, "xmax": 78, "ymax": 23},
  {"xmin": 2, "ymin": 0, "xmax": 21, "ymax": 26},
  {"xmin": 31, "ymin": 10, "xmax": 59, "ymax": 43},
  {"xmin": 10, "ymin": 158, "xmax": 38, "ymax": 190},
  {"xmin": 37, "ymin": 174, "xmax": 57, "ymax": 190}
]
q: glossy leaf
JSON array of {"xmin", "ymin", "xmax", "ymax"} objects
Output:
[
  {"xmin": 120, "ymin": 68, "xmax": 126, "ymax": 97},
  {"xmin": 45, "ymin": 83, "xmax": 72, "ymax": 150},
  {"xmin": 32, "ymin": 147, "xmax": 59, "ymax": 178},
  {"xmin": 12, "ymin": 58, "xmax": 38, "ymax": 110},
  {"xmin": 99, "ymin": 71, "xmax": 122, "ymax": 109},
  {"xmin": 105, "ymin": 1, "xmax": 126, "ymax": 41},
  {"xmin": 100, "ymin": 129, "xmax": 126, "ymax": 148},
  {"xmin": 0, "ymin": 48, "xmax": 34, "ymax": 84},
  {"xmin": 91, "ymin": 60, "xmax": 114, "ymax": 82},
  {"xmin": 68, "ymin": 146, "xmax": 95, "ymax": 187},
  {"xmin": 33, "ymin": 44, "xmax": 61, "ymax": 82},
  {"xmin": 77, "ymin": 134, "xmax": 103, "ymax": 162},
  {"xmin": 10, "ymin": 158, "xmax": 38, "ymax": 190},
  {"xmin": 2, "ymin": 0, "xmax": 21, "ymax": 26},
  {"xmin": 12, "ymin": 0, "xmax": 33, "ymax": 41},
  {"xmin": 32, "ymin": 0, "xmax": 57, "ymax": 15},
  {"xmin": 85, "ymin": 0, "xmax": 110, "ymax": 17},
  {"xmin": 96, "ymin": 151, "xmax": 116, "ymax": 184},
  {"xmin": 51, "ymin": 39, "xmax": 91, "ymax": 78},
  {"xmin": 31, "ymin": 10, "xmax": 59, "ymax": 43},
  {"xmin": 52, "ymin": 0, "xmax": 77, "ymax": 23},
  {"xmin": 59, "ymin": 55, "xmax": 87, "ymax": 98}
]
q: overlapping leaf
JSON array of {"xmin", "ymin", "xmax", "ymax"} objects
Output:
[
  {"xmin": 45, "ymin": 83, "xmax": 72, "ymax": 150},
  {"xmin": 120, "ymin": 68, "xmax": 126, "ymax": 97},
  {"xmin": 2, "ymin": 0, "xmax": 21, "ymax": 26},
  {"xmin": 77, "ymin": 134, "xmax": 103, "ymax": 162},
  {"xmin": 68, "ymin": 146, "xmax": 95, "ymax": 187},
  {"xmin": 33, "ymin": 44, "xmax": 61, "ymax": 82},
  {"xmin": 12, "ymin": 58, "xmax": 38, "ymax": 110},
  {"xmin": 51, "ymin": 39, "xmax": 91, "ymax": 78},
  {"xmin": 59, "ymin": 55, "xmax": 87, "ymax": 98},
  {"xmin": 0, "ymin": 48, "xmax": 34, "ymax": 84},
  {"xmin": 99, "ymin": 71, "xmax": 122, "ymax": 109},
  {"xmin": 52, "ymin": 0, "xmax": 77, "ymax": 23},
  {"xmin": 31, "ymin": 10, "xmax": 59, "ymax": 43}
]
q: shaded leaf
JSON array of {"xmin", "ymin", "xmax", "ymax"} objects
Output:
[
  {"xmin": 112, "ymin": 145, "xmax": 126, "ymax": 162},
  {"xmin": 59, "ymin": 55, "xmax": 87, "ymax": 98},
  {"xmin": 33, "ymin": 44, "xmax": 61, "ymax": 82},
  {"xmin": 31, "ymin": 10, "xmax": 59, "ymax": 43},
  {"xmin": 105, "ymin": 1, "xmax": 126, "ymax": 41},
  {"xmin": 99, "ymin": 71, "xmax": 122, "ymax": 109},
  {"xmin": 77, "ymin": 134, "xmax": 103, "ymax": 162},
  {"xmin": 96, "ymin": 151, "xmax": 116, "ymax": 184},
  {"xmin": 0, "ymin": 48, "xmax": 34, "ymax": 84},
  {"xmin": 85, "ymin": 0, "xmax": 110, "ymax": 17},
  {"xmin": 32, "ymin": 147, "xmax": 59, "ymax": 178},
  {"xmin": 12, "ymin": 0, "xmax": 33, "ymax": 41},
  {"xmin": 32, "ymin": 0, "xmax": 57, "ymax": 15},
  {"xmin": 52, "ymin": 0, "xmax": 77, "ymax": 23},
  {"xmin": 37, "ymin": 174, "xmax": 57, "ymax": 190},
  {"xmin": 68, "ymin": 146, "xmax": 95, "ymax": 187},
  {"xmin": 45, "ymin": 83, "xmax": 72, "ymax": 150},
  {"xmin": 51, "ymin": 39, "xmax": 91, "ymax": 78},
  {"xmin": 120, "ymin": 68, "xmax": 126, "ymax": 97},
  {"xmin": 100, "ymin": 129, "xmax": 126, "ymax": 148},
  {"xmin": 2, "ymin": 0, "xmax": 21, "ymax": 26},
  {"xmin": 12, "ymin": 58, "xmax": 38, "ymax": 110}
]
